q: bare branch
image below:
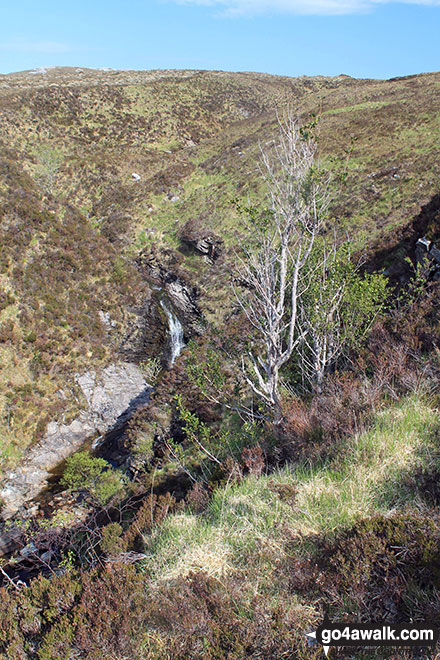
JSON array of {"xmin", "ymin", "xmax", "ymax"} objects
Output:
[{"xmin": 235, "ymin": 110, "xmax": 332, "ymax": 419}]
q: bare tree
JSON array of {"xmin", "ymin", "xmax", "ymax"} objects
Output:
[
  {"xmin": 297, "ymin": 239, "xmax": 387, "ymax": 393},
  {"xmin": 296, "ymin": 239, "xmax": 350, "ymax": 393},
  {"xmin": 235, "ymin": 112, "xmax": 331, "ymax": 421}
]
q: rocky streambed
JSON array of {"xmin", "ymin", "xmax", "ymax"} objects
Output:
[
  {"xmin": 0, "ymin": 362, "xmax": 152, "ymax": 523},
  {"xmin": 0, "ymin": 255, "xmax": 204, "ymax": 556}
]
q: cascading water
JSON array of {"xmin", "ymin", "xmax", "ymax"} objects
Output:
[{"xmin": 160, "ymin": 300, "xmax": 185, "ymax": 366}]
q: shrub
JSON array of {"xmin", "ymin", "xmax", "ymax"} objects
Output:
[
  {"xmin": 139, "ymin": 356, "xmax": 162, "ymax": 384},
  {"xmin": 295, "ymin": 241, "xmax": 388, "ymax": 392},
  {"xmin": 241, "ymin": 446, "xmax": 265, "ymax": 477},
  {"xmin": 142, "ymin": 571, "xmax": 319, "ymax": 660},
  {"xmin": 185, "ymin": 481, "xmax": 211, "ymax": 513},
  {"xmin": 33, "ymin": 143, "xmax": 64, "ymax": 193},
  {"xmin": 290, "ymin": 510, "xmax": 440, "ymax": 622},
  {"xmin": 123, "ymin": 492, "xmax": 175, "ymax": 551},
  {"xmin": 100, "ymin": 522, "xmax": 124, "ymax": 556},
  {"xmin": 61, "ymin": 451, "xmax": 124, "ymax": 506},
  {"xmin": 0, "ymin": 564, "xmax": 147, "ymax": 659}
]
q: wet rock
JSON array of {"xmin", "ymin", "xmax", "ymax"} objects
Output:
[
  {"xmin": 164, "ymin": 276, "xmax": 204, "ymax": 334},
  {"xmin": 160, "ymin": 299, "xmax": 185, "ymax": 367},
  {"xmin": 0, "ymin": 362, "xmax": 151, "ymax": 520},
  {"xmin": 120, "ymin": 296, "xmax": 167, "ymax": 362},
  {"xmin": 0, "ymin": 525, "xmax": 23, "ymax": 556},
  {"xmin": 40, "ymin": 550, "xmax": 53, "ymax": 563},
  {"xmin": 137, "ymin": 250, "xmax": 205, "ymax": 336},
  {"xmin": 20, "ymin": 542, "xmax": 37, "ymax": 558}
]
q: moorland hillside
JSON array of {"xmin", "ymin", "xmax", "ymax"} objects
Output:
[{"xmin": 0, "ymin": 67, "xmax": 439, "ymax": 660}]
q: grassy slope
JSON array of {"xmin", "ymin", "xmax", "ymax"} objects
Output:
[
  {"xmin": 0, "ymin": 148, "xmax": 149, "ymax": 470},
  {"xmin": 0, "ymin": 68, "xmax": 439, "ymax": 659},
  {"xmin": 0, "ymin": 67, "xmax": 439, "ymax": 473},
  {"xmin": 146, "ymin": 395, "xmax": 439, "ymax": 584}
]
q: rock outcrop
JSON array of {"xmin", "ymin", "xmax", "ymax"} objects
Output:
[
  {"xmin": 163, "ymin": 275, "xmax": 204, "ymax": 334},
  {"xmin": 120, "ymin": 296, "xmax": 168, "ymax": 363},
  {"xmin": 138, "ymin": 250, "xmax": 205, "ymax": 335},
  {"xmin": 415, "ymin": 237, "xmax": 440, "ymax": 280},
  {"xmin": 179, "ymin": 218, "xmax": 223, "ymax": 262},
  {"xmin": 0, "ymin": 362, "xmax": 151, "ymax": 521}
]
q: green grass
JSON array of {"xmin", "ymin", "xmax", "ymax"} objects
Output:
[
  {"xmin": 145, "ymin": 395, "xmax": 439, "ymax": 585},
  {"xmin": 325, "ymin": 100, "xmax": 393, "ymax": 115},
  {"xmin": 1, "ymin": 67, "xmax": 440, "ymax": 484}
]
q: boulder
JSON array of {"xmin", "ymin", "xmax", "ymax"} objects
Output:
[
  {"xmin": 415, "ymin": 237, "xmax": 440, "ymax": 280},
  {"xmin": 179, "ymin": 218, "xmax": 223, "ymax": 261},
  {"xmin": 0, "ymin": 362, "xmax": 151, "ymax": 520}
]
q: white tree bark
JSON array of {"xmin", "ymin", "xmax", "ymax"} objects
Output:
[{"xmin": 235, "ymin": 112, "xmax": 331, "ymax": 419}]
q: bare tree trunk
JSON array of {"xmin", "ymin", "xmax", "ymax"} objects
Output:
[{"xmin": 235, "ymin": 112, "xmax": 331, "ymax": 422}]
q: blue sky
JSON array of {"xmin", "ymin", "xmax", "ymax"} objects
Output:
[{"xmin": 1, "ymin": 0, "xmax": 439, "ymax": 78}]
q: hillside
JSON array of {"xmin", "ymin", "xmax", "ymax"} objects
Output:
[
  {"xmin": 0, "ymin": 69, "xmax": 439, "ymax": 461},
  {"xmin": 0, "ymin": 67, "xmax": 439, "ymax": 659}
]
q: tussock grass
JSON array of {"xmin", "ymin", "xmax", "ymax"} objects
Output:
[
  {"xmin": 146, "ymin": 396, "xmax": 439, "ymax": 584},
  {"xmin": 292, "ymin": 396, "xmax": 437, "ymax": 535},
  {"xmin": 325, "ymin": 100, "xmax": 393, "ymax": 115}
]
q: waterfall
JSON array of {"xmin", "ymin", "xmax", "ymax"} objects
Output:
[{"xmin": 160, "ymin": 300, "xmax": 185, "ymax": 366}]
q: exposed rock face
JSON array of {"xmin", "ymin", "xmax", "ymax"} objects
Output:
[
  {"xmin": 415, "ymin": 237, "xmax": 440, "ymax": 280},
  {"xmin": 0, "ymin": 362, "xmax": 150, "ymax": 521},
  {"xmin": 138, "ymin": 250, "xmax": 205, "ymax": 336},
  {"xmin": 179, "ymin": 218, "xmax": 223, "ymax": 262},
  {"xmin": 0, "ymin": 526, "xmax": 23, "ymax": 556},
  {"xmin": 120, "ymin": 297, "xmax": 168, "ymax": 363},
  {"xmin": 164, "ymin": 275, "xmax": 205, "ymax": 334}
]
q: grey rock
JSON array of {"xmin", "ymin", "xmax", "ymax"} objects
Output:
[
  {"xmin": 165, "ymin": 278, "xmax": 205, "ymax": 335},
  {"xmin": 179, "ymin": 221, "xmax": 223, "ymax": 261},
  {"xmin": 20, "ymin": 542, "xmax": 38, "ymax": 558},
  {"xmin": 40, "ymin": 550, "xmax": 53, "ymax": 563},
  {"xmin": 98, "ymin": 310, "xmax": 116, "ymax": 329},
  {"xmin": 417, "ymin": 236, "xmax": 431, "ymax": 250},
  {"xmin": 0, "ymin": 362, "xmax": 151, "ymax": 520},
  {"xmin": 195, "ymin": 238, "xmax": 213, "ymax": 254},
  {"xmin": 413, "ymin": 236, "xmax": 440, "ymax": 282},
  {"xmin": 415, "ymin": 237, "xmax": 431, "ymax": 267},
  {"xmin": 120, "ymin": 297, "xmax": 167, "ymax": 363},
  {"xmin": 136, "ymin": 251, "xmax": 206, "ymax": 337},
  {"xmin": 0, "ymin": 525, "xmax": 23, "ymax": 556},
  {"xmin": 429, "ymin": 244, "xmax": 440, "ymax": 264}
]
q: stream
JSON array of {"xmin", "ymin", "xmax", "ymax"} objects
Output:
[
  {"xmin": 41, "ymin": 295, "xmax": 186, "ymax": 502},
  {"xmin": 0, "ymin": 293, "xmax": 188, "ymax": 566},
  {"xmin": 160, "ymin": 298, "xmax": 185, "ymax": 366}
]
